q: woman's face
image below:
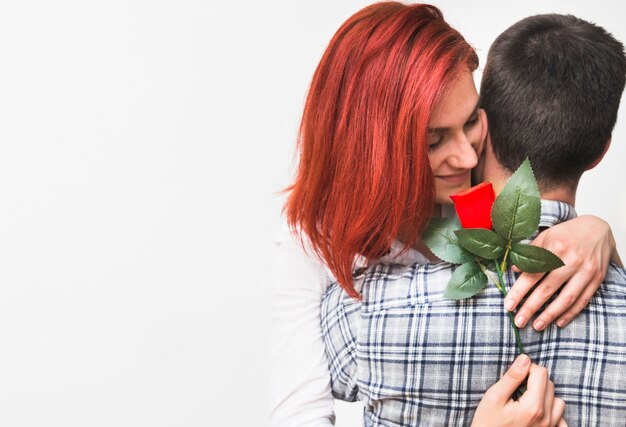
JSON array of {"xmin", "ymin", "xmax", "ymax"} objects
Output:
[{"xmin": 428, "ymin": 71, "xmax": 487, "ymax": 205}]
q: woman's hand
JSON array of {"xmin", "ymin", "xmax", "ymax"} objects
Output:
[
  {"xmin": 503, "ymin": 215, "xmax": 621, "ymax": 331},
  {"xmin": 472, "ymin": 355, "xmax": 566, "ymax": 427}
]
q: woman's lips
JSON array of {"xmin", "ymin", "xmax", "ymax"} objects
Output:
[{"xmin": 436, "ymin": 171, "xmax": 469, "ymax": 186}]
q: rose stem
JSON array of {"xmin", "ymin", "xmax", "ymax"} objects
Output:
[{"xmin": 494, "ymin": 259, "xmax": 525, "ymax": 355}]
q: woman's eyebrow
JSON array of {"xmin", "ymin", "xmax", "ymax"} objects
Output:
[{"xmin": 427, "ymin": 101, "xmax": 480, "ymax": 134}]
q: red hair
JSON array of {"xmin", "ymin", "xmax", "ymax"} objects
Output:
[{"xmin": 285, "ymin": 2, "xmax": 478, "ymax": 298}]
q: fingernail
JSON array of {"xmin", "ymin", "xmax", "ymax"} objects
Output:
[
  {"xmin": 557, "ymin": 319, "xmax": 567, "ymax": 328},
  {"xmin": 515, "ymin": 315, "xmax": 526, "ymax": 328},
  {"xmin": 515, "ymin": 354, "xmax": 530, "ymax": 367},
  {"xmin": 533, "ymin": 320, "xmax": 545, "ymax": 331},
  {"xmin": 504, "ymin": 299, "xmax": 514, "ymax": 311}
]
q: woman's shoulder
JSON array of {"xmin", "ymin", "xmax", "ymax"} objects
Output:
[{"xmin": 274, "ymin": 220, "xmax": 432, "ymax": 294}]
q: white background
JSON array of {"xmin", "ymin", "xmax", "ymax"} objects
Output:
[{"xmin": 0, "ymin": 1, "xmax": 624, "ymax": 426}]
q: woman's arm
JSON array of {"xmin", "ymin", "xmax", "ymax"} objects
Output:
[
  {"xmin": 269, "ymin": 222, "xmax": 335, "ymax": 427},
  {"xmin": 472, "ymin": 355, "xmax": 566, "ymax": 427},
  {"xmin": 504, "ymin": 215, "xmax": 621, "ymax": 331}
]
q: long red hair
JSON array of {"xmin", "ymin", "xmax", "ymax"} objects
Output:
[{"xmin": 285, "ymin": 2, "xmax": 478, "ymax": 298}]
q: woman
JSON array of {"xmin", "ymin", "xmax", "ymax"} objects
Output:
[{"xmin": 270, "ymin": 3, "xmax": 618, "ymax": 426}]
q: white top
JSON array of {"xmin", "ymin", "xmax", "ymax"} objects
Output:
[{"xmin": 269, "ymin": 220, "xmax": 430, "ymax": 426}]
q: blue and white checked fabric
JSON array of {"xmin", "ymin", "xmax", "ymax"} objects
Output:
[{"xmin": 321, "ymin": 200, "xmax": 626, "ymax": 426}]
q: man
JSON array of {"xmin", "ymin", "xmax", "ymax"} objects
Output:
[{"xmin": 321, "ymin": 14, "xmax": 626, "ymax": 426}]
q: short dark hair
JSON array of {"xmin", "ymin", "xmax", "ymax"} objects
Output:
[{"xmin": 480, "ymin": 14, "xmax": 626, "ymax": 189}]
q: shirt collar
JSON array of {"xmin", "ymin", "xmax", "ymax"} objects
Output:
[
  {"xmin": 539, "ymin": 199, "xmax": 577, "ymax": 228},
  {"xmin": 371, "ymin": 200, "xmax": 576, "ymax": 266}
]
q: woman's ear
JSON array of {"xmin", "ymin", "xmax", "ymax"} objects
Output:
[{"xmin": 586, "ymin": 138, "xmax": 612, "ymax": 171}]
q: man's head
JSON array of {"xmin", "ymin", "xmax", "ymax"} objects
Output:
[{"xmin": 480, "ymin": 14, "xmax": 626, "ymax": 192}]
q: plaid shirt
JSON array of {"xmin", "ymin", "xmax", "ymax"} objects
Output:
[{"xmin": 321, "ymin": 201, "xmax": 626, "ymax": 426}]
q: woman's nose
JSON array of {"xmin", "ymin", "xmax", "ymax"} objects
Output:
[{"xmin": 448, "ymin": 133, "xmax": 478, "ymax": 170}]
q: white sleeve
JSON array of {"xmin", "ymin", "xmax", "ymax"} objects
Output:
[{"xmin": 269, "ymin": 221, "xmax": 336, "ymax": 427}]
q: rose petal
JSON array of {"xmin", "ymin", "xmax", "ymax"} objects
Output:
[{"xmin": 450, "ymin": 182, "xmax": 495, "ymax": 229}]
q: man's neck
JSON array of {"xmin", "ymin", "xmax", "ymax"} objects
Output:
[
  {"xmin": 539, "ymin": 186, "xmax": 577, "ymax": 207},
  {"xmin": 483, "ymin": 159, "xmax": 577, "ymax": 207}
]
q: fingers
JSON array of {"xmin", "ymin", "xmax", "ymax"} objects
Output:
[
  {"xmin": 512, "ymin": 269, "xmax": 566, "ymax": 329},
  {"xmin": 504, "ymin": 233, "xmax": 545, "ymax": 312},
  {"xmin": 531, "ymin": 271, "xmax": 597, "ymax": 330},
  {"xmin": 479, "ymin": 359, "xmax": 566, "ymax": 427},
  {"xmin": 487, "ymin": 354, "xmax": 531, "ymax": 401},
  {"xmin": 543, "ymin": 379, "xmax": 555, "ymax": 425},
  {"xmin": 520, "ymin": 363, "xmax": 549, "ymax": 412},
  {"xmin": 514, "ymin": 216, "xmax": 611, "ymax": 332},
  {"xmin": 504, "ymin": 271, "xmax": 545, "ymax": 312},
  {"xmin": 556, "ymin": 282, "xmax": 597, "ymax": 328},
  {"xmin": 519, "ymin": 248, "xmax": 604, "ymax": 330},
  {"xmin": 543, "ymin": 379, "xmax": 567, "ymax": 427},
  {"xmin": 551, "ymin": 398, "xmax": 566, "ymax": 426}
]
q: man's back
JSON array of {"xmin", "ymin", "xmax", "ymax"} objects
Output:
[{"xmin": 322, "ymin": 202, "xmax": 626, "ymax": 426}]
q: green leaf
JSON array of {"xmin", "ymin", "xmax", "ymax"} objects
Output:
[
  {"xmin": 455, "ymin": 229, "xmax": 507, "ymax": 259},
  {"xmin": 444, "ymin": 262, "xmax": 488, "ymax": 300},
  {"xmin": 491, "ymin": 158, "xmax": 541, "ymax": 242},
  {"xmin": 509, "ymin": 243, "xmax": 565, "ymax": 273},
  {"xmin": 422, "ymin": 218, "xmax": 474, "ymax": 264}
]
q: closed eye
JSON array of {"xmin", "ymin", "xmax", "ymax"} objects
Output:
[
  {"xmin": 464, "ymin": 115, "xmax": 479, "ymax": 129},
  {"xmin": 428, "ymin": 135, "xmax": 443, "ymax": 150}
]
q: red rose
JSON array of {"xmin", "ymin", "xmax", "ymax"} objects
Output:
[{"xmin": 450, "ymin": 182, "xmax": 495, "ymax": 229}]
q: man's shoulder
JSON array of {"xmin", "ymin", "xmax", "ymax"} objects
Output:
[
  {"xmin": 322, "ymin": 262, "xmax": 451, "ymax": 312},
  {"xmin": 323, "ymin": 256, "xmax": 626, "ymax": 315},
  {"xmin": 604, "ymin": 263, "xmax": 626, "ymax": 293},
  {"xmin": 357, "ymin": 261, "xmax": 461, "ymax": 312}
]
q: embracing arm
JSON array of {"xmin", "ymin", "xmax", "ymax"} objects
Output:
[
  {"xmin": 504, "ymin": 215, "xmax": 621, "ymax": 331},
  {"xmin": 269, "ymin": 222, "xmax": 335, "ymax": 427}
]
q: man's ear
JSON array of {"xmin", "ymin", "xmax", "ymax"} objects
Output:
[
  {"xmin": 472, "ymin": 110, "xmax": 490, "ymax": 185},
  {"xmin": 483, "ymin": 117, "xmax": 496, "ymax": 161},
  {"xmin": 477, "ymin": 108, "xmax": 489, "ymax": 156},
  {"xmin": 586, "ymin": 138, "xmax": 612, "ymax": 170},
  {"xmin": 485, "ymin": 129, "xmax": 493, "ymax": 155}
]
